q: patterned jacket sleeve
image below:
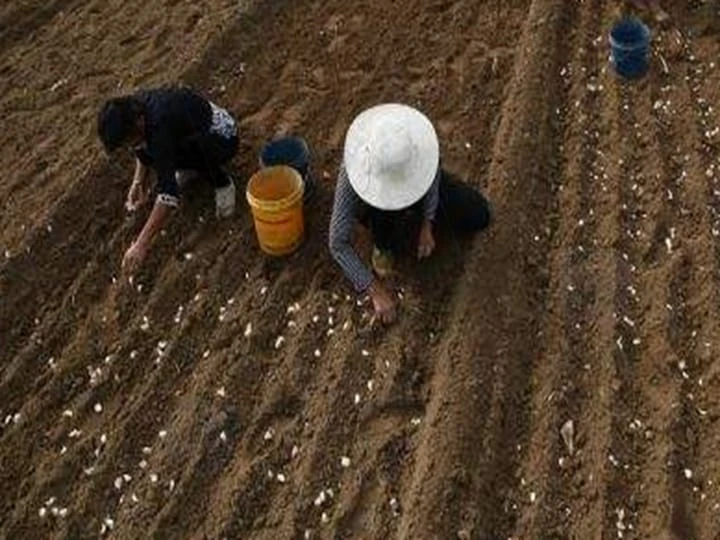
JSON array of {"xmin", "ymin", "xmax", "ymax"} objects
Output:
[
  {"xmin": 328, "ymin": 165, "xmax": 374, "ymax": 293},
  {"xmin": 423, "ymin": 167, "xmax": 441, "ymax": 221}
]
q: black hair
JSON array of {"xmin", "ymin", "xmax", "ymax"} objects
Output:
[{"xmin": 96, "ymin": 95, "xmax": 143, "ymax": 153}]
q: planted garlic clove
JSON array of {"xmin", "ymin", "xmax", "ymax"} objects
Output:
[{"xmin": 561, "ymin": 420, "xmax": 575, "ymax": 456}]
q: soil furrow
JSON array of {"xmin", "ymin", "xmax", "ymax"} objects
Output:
[
  {"xmin": 600, "ymin": 67, "xmax": 658, "ymax": 537},
  {"xmin": 394, "ymin": 1, "xmax": 566, "ymax": 537},
  {"xmin": 620, "ymin": 33, "xmax": 689, "ymax": 539},
  {"xmin": 660, "ymin": 26, "xmax": 720, "ymax": 539},
  {"xmin": 560, "ymin": 7, "xmax": 636, "ymax": 539},
  {"xmin": 510, "ymin": 0, "xmax": 603, "ymax": 535},
  {"xmin": 555, "ymin": 15, "xmax": 627, "ymax": 539},
  {"xmin": 0, "ymin": 0, "xmax": 82, "ymax": 55},
  {"xmin": 0, "ymin": 195, "xmax": 262, "ymax": 537}
]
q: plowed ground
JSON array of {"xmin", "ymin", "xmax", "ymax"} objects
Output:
[{"xmin": 2, "ymin": 1, "xmax": 720, "ymax": 538}]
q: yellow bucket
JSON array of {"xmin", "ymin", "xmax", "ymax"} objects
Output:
[{"xmin": 246, "ymin": 165, "xmax": 305, "ymax": 256}]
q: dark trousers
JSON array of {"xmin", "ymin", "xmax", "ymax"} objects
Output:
[
  {"xmin": 136, "ymin": 132, "xmax": 239, "ymax": 189},
  {"xmin": 177, "ymin": 133, "xmax": 238, "ymax": 189},
  {"xmin": 362, "ymin": 169, "xmax": 491, "ymax": 253}
]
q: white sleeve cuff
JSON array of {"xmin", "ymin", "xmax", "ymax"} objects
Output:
[{"xmin": 156, "ymin": 193, "xmax": 180, "ymax": 208}]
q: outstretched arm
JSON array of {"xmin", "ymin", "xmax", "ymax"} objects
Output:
[
  {"xmin": 122, "ymin": 201, "xmax": 173, "ymax": 274},
  {"xmin": 418, "ymin": 168, "xmax": 440, "ymax": 259},
  {"xmin": 328, "ymin": 166, "xmax": 374, "ymax": 292},
  {"xmin": 122, "ymin": 127, "xmax": 181, "ymax": 274},
  {"xmin": 122, "ymin": 153, "xmax": 179, "ymax": 275},
  {"xmin": 329, "ymin": 165, "xmax": 397, "ymax": 323}
]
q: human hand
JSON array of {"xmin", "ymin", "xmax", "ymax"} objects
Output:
[
  {"xmin": 122, "ymin": 241, "xmax": 148, "ymax": 275},
  {"xmin": 368, "ymin": 280, "xmax": 397, "ymax": 324},
  {"xmin": 417, "ymin": 220, "xmax": 436, "ymax": 259},
  {"xmin": 125, "ymin": 179, "xmax": 149, "ymax": 212}
]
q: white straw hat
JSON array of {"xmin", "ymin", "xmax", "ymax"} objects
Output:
[{"xmin": 343, "ymin": 103, "xmax": 439, "ymax": 211}]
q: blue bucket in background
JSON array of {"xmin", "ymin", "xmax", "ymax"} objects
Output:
[
  {"xmin": 610, "ymin": 17, "xmax": 651, "ymax": 79},
  {"xmin": 260, "ymin": 136, "xmax": 315, "ymax": 201}
]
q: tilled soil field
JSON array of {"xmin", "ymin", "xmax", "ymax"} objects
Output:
[{"xmin": 2, "ymin": 0, "xmax": 720, "ymax": 538}]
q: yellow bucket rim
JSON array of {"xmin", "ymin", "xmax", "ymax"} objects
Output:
[{"xmin": 246, "ymin": 165, "xmax": 305, "ymax": 212}]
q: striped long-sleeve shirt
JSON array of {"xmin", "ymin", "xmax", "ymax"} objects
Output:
[{"xmin": 328, "ymin": 162, "xmax": 440, "ymax": 292}]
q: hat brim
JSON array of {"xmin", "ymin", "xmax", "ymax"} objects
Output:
[{"xmin": 343, "ymin": 103, "xmax": 439, "ymax": 211}]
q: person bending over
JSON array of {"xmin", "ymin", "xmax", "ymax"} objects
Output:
[
  {"xmin": 97, "ymin": 85, "xmax": 239, "ymax": 274},
  {"xmin": 329, "ymin": 103, "xmax": 491, "ymax": 324}
]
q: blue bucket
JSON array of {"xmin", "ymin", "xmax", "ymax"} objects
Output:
[
  {"xmin": 260, "ymin": 136, "xmax": 315, "ymax": 201},
  {"xmin": 610, "ymin": 17, "xmax": 651, "ymax": 79}
]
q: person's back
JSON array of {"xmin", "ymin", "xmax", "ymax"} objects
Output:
[
  {"xmin": 134, "ymin": 86, "xmax": 213, "ymax": 145},
  {"xmin": 97, "ymin": 85, "xmax": 239, "ymax": 274}
]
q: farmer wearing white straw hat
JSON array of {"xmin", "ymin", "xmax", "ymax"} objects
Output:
[{"xmin": 329, "ymin": 103, "xmax": 491, "ymax": 323}]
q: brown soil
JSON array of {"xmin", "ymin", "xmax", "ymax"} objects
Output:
[{"xmin": 2, "ymin": 0, "xmax": 720, "ymax": 538}]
